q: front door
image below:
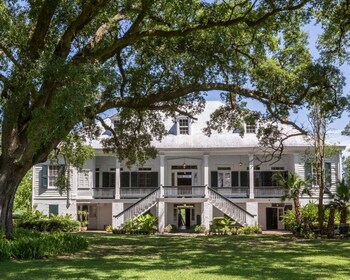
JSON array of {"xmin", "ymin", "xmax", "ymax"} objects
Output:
[
  {"xmin": 178, "ymin": 208, "xmax": 191, "ymax": 230},
  {"xmin": 177, "ymin": 172, "xmax": 192, "ymax": 196},
  {"xmin": 266, "ymin": 208, "xmax": 278, "ymax": 230},
  {"xmin": 177, "ymin": 172, "xmax": 192, "ymax": 186}
]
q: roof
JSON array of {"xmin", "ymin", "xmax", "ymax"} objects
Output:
[{"xmin": 90, "ymin": 101, "xmax": 317, "ymax": 152}]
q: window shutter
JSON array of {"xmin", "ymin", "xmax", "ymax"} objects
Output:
[
  {"xmin": 120, "ymin": 172, "xmax": 130, "ymax": 188},
  {"xmin": 211, "ymin": 171, "xmax": 218, "ymax": 188},
  {"xmin": 95, "ymin": 172, "xmax": 100, "ymax": 188},
  {"xmin": 151, "ymin": 172, "xmax": 159, "ymax": 187},
  {"xmin": 41, "ymin": 165, "xmax": 48, "ymax": 189},
  {"xmin": 131, "ymin": 172, "xmax": 138, "ymax": 188},
  {"xmin": 110, "ymin": 172, "xmax": 116, "ymax": 188},
  {"xmin": 102, "ymin": 172, "xmax": 109, "ymax": 188},
  {"xmin": 231, "ymin": 171, "xmax": 239, "ymax": 187},
  {"xmin": 240, "ymin": 171, "xmax": 249, "ymax": 187}
]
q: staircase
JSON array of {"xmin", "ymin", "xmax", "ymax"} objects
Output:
[
  {"xmin": 114, "ymin": 187, "xmax": 160, "ymax": 226},
  {"xmin": 208, "ymin": 187, "xmax": 255, "ymax": 226}
]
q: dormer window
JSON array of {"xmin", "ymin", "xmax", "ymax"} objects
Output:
[
  {"xmin": 113, "ymin": 119, "xmax": 120, "ymax": 128},
  {"xmin": 246, "ymin": 123, "xmax": 256, "ymax": 134},
  {"xmin": 176, "ymin": 117, "xmax": 191, "ymax": 135}
]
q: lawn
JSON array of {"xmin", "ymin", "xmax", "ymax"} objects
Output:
[{"xmin": 1, "ymin": 233, "xmax": 350, "ymax": 280}]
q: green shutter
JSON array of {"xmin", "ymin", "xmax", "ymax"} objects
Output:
[
  {"xmin": 131, "ymin": 172, "xmax": 138, "ymax": 188},
  {"xmin": 110, "ymin": 172, "xmax": 116, "ymax": 188},
  {"xmin": 102, "ymin": 172, "xmax": 109, "ymax": 188},
  {"xmin": 151, "ymin": 172, "xmax": 159, "ymax": 187},
  {"xmin": 120, "ymin": 172, "xmax": 130, "ymax": 188},
  {"xmin": 211, "ymin": 171, "xmax": 218, "ymax": 188},
  {"xmin": 240, "ymin": 171, "xmax": 249, "ymax": 187},
  {"xmin": 231, "ymin": 171, "xmax": 239, "ymax": 187},
  {"xmin": 95, "ymin": 172, "xmax": 100, "ymax": 188},
  {"xmin": 41, "ymin": 165, "xmax": 48, "ymax": 189}
]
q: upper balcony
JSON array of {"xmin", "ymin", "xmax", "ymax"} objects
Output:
[{"xmin": 87, "ymin": 185, "xmax": 285, "ymax": 199}]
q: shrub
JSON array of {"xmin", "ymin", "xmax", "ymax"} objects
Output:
[
  {"xmin": 105, "ymin": 225, "xmax": 113, "ymax": 232},
  {"xmin": 237, "ymin": 225, "xmax": 262, "ymax": 235},
  {"xmin": 122, "ymin": 214, "xmax": 158, "ymax": 234},
  {"xmin": 209, "ymin": 217, "xmax": 237, "ymax": 234},
  {"xmin": 0, "ymin": 229, "xmax": 88, "ymax": 260},
  {"xmin": 193, "ymin": 224, "xmax": 207, "ymax": 233},
  {"xmin": 17, "ymin": 211, "xmax": 80, "ymax": 232}
]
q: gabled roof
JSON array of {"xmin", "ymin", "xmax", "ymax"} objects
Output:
[{"xmin": 91, "ymin": 101, "xmax": 340, "ymax": 151}]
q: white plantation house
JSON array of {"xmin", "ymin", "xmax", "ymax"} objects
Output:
[{"xmin": 32, "ymin": 101, "xmax": 344, "ymax": 231}]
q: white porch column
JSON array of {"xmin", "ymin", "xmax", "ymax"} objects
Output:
[
  {"xmin": 112, "ymin": 202, "xmax": 124, "ymax": 228},
  {"xmin": 203, "ymin": 154, "xmax": 209, "ymax": 196},
  {"xmin": 203, "ymin": 201, "xmax": 213, "ymax": 229},
  {"xmin": 115, "ymin": 159, "xmax": 121, "ymax": 199},
  {"xmin": 249, "ymin": 154, "xmax": 254, "ymax": 199},
  {"xmin": 246, "ymin": 202, "xmax": 258, "ymax": 225},
  {"xmin": 157, "ymin": 201, "xmax": 165, "ymax": 232},
  {"xmin": 159, "ymin": 154, "xmax": 165, "ymax": 197}
]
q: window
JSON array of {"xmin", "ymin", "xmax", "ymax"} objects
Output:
[
  {"xmin": 138, "ymin": 172, "xmax": 152, "ymax": 188},
  {"xmin": 246, "ymin": 123, "xmax": 256, "ymax": 133},
  {"xmin": 113, "ymin": 119, "xmax": 121, "ymax": 128},
  {"xmin": 102, "ymin": 171, "xmax": 115, "ymax": 188},
  {"xmin": 48, "ymin": 165, "xmax": 64, "ymax": 187},
  {"xmin": 130, "ymin": 172, "xmax": 159, "ymax": 188},
  {"xmin": 78, "ymin": 170, "xmax": 90, "ymax": 188},
  {"xmin": 218, "ymin": 171, "xmax": 231, "ymax": 188},
  {"xmin": 178, "ymin": 118, "xmax": 189, "ymax": 135},
  {"xmin": 211, "ymin": 171, "xmax": 248, "ymax": 187},
  {"xmin": 254, "ymin": 171, "xmax": 288, "ymax": 187},
  {"xmin": 49, "ymin": 204, "xmax": 59, "ymax": 217}
]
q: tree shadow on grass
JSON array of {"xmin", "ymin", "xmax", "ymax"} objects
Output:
[{"xmin": 1, "ymin": 233, "xmax": 350, "ymax": 279}]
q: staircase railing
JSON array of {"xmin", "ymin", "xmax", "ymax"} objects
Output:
[
  {"xmin": 114, "ymin": 187, "xmax": 160, "ymax": 225},
  {"xmin": 208, "ymin": 187, "xmax": 255, "ymax": 225}
]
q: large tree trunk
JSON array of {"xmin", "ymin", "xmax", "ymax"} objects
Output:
[{"xmin": 0, "ymin": 161, "xmax": 31, "ymax": 239}]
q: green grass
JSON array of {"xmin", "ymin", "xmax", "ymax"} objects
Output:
[{"xmin": 1, "ymin": 233, "xmax": 350, "ymax": 279}]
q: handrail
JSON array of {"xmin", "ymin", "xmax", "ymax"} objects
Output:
[
  {"xmin": 208, "ymin": 187, "xmax": 255, "ymax": 218},
  {"xmin": 162, "ymin": 185, "xmax": 206, "ymax": 188},
  {"xmin": 113, "ymin": 187, "xmax": 160, "ymax": 218}
]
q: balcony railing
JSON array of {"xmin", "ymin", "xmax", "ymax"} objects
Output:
[
  {"xmin": 211, "ymin": 187, "xmax": 249, "ymax": 198},
  {"xmin": 163, "ymin": 186, "xmax": 206, "ymax": 198},
  {"xmin": 92, "ymin": 187, "xmax": 115, "ymax": 199},
  {"xmin": 254, "ymin": 187, "xmax": 285, "ymax": 198},
  {"xmin": 119, "ymin": 187, "xmax": 158, "ymax": 199}
]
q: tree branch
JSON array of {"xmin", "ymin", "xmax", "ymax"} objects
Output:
[
  {"xmin": 0, "ymin": 43, "xmax": 20, "ymax": 68},
  {"xmin": 88, "ymin": 82, "xmax": 307, "ymax": 115},
  {"xmin": 54, "ymin": 0, "xmax": 110, "ymax": 58},
  {"xmin": 74, "ymin": 1, "xmax": 308, "ymax": 63},
  {"xmin": 28, "ymin": 1, "xmax": 59, "ymax": 60}
]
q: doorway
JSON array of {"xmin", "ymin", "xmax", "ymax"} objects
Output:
[
  {"xmin": 266, "ymin": 208, "xmax": 278, "ymax": 230},
  {"xmin": 177, "ymin": 172, "xmax": 192, "ymax": 186},
  {"xmin": 178, "ymin": 208, "xmax": 191, "ymax": 230}
]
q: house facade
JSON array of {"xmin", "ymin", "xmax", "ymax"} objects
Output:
[{"xmin": 32, "ymin": 101, "xmax": 343, "ymax": 231}]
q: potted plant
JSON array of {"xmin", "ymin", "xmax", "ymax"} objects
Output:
[{"xmin": 78, "ymin": 210, "xmax": 89, "ymax": 231}]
